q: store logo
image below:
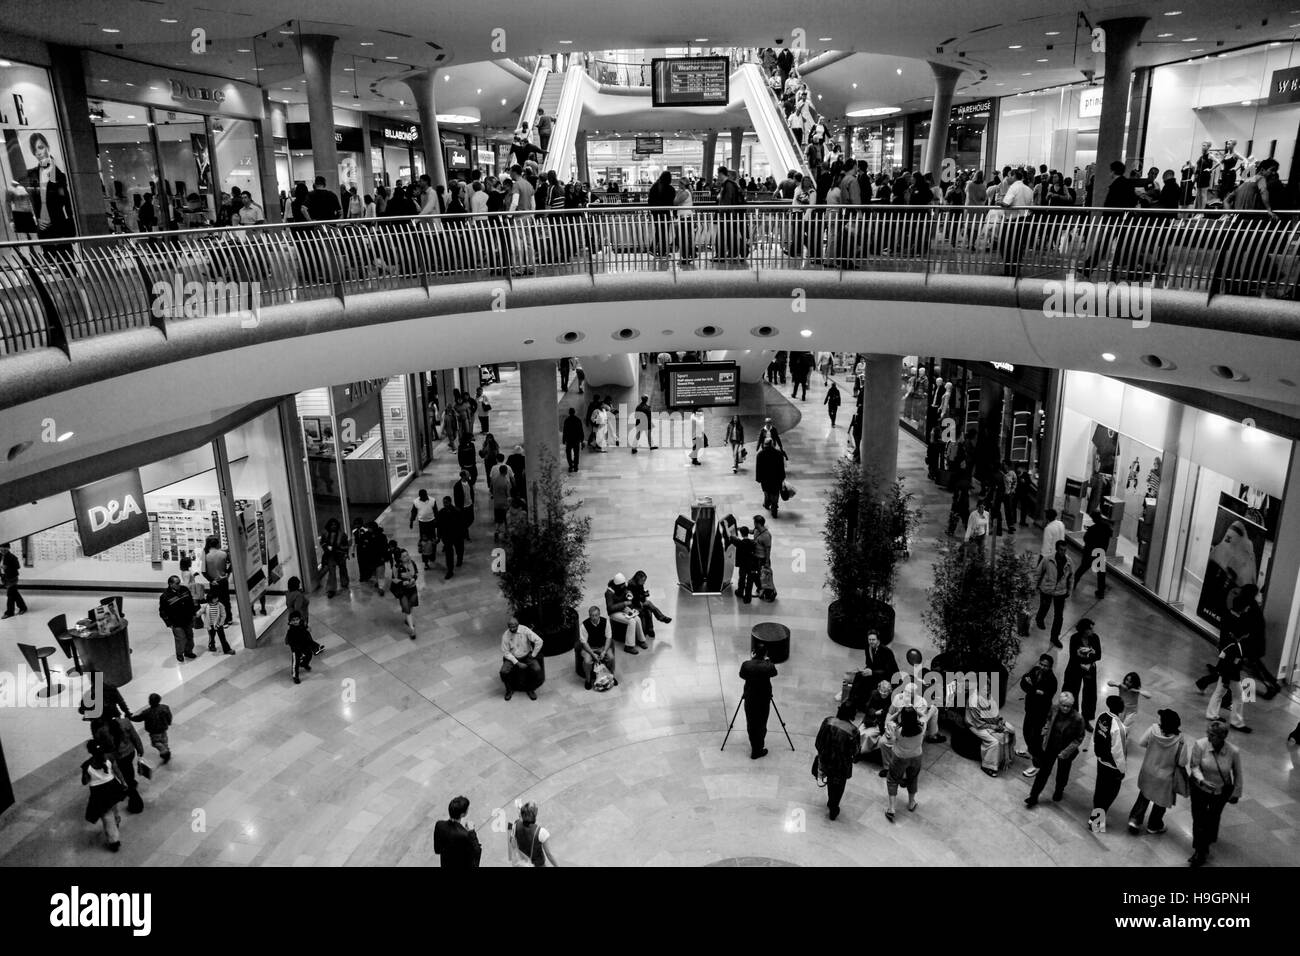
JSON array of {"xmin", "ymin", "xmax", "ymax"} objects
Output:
[
  {"xmin": 50, "ymin": 886, "xmax": 152, "ymax": 936},
  {"xmin": 1042, "ymin": 276, "xmax": 1151, "ymax": 328},
  {"xmin": 87, "ymin": 496, "xmax": 142, "ymax": 532},
  {"xmin": 384, "ymin": 125, "xmax": 418, "ymax": 142},
  {"xmin": 168, "ymin": 78, "xmax": 226, "ymax": 104},
  {"xmin": 151, "ymin": 275, "xmax": 261, "ymax": 327}
]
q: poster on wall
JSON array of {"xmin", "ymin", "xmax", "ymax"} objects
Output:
[
  {"xmin": 1, "ymin": 61, "xmax": 76, "ymax": 244},
  {"xmin": 190, "ymin": 133, "xmax": 212, "ymax": 192},
  {"xmin": 1196, "ymin": 493, "xmax": 1266, "ymax": 629},
  {"xmin": 239, "ymin": 505, "xmax": 267, "ymax": 602},
  {"xmin": 259, "ymin": 493, "xmax": 281, "ymax": 588}
]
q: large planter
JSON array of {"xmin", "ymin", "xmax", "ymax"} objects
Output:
[
  {"xmin": 520, "ymin": 605, "xmax": 579, "ymax": 658},
  {"xmin": 827, "ymin": 597, "xmax": 895, "ymax": 650}
]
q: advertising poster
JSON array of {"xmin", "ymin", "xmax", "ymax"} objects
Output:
[
  {"xmin": 1196, "ymin": 493, "xmax": 1266, "ymax": 628},
  {"xmin": 1, "ymin": 61, "xmax": 75, "ymax": 243},
  {"xmin": 259, "ymin": 493, "xmax": 281, "ymax": 587},
  {"xmin": 240, "ymin": 506, "xmax": 266, "ymax": 602}
]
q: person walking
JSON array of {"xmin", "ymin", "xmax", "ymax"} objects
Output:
[
  {"xmin": 433, "ymin": 795, "xmax": 482, "ymax": 868},
  {"xmin": 453, "ymin": 469, "xmax": 475, "ymax": 542},
  {"xmin": 437, "ymin": 496, "xmax": 465, "ymax": 578},
  {"xmin": 410, "ymin": 489, "xmax": 438, "ymax": 545},
  {"xmin": 1018, "ymin": 654, "xmax": 1058, "ymax": 776},
  {"xmin": 734, "ymin": 526, "xmax": 757, "ymax": 604},
  {"xmin": 285, "ymin": 611, "xmax": 316, "ymax": 684},
  {"xmin": 739, "ymin": 644, "xmax": 778, "ymax": 759},
  {"xmin": 1075, "ymin": 512, "xmax": 1113, "ymax": 598},
  {"xmin": 751, "ymin": 515, "xmax": 773, "ymax": 599},
  {"xmin": 631, "ymin": 395, "xmax": 656, "ymax": 453},
  {"xmin": 824, "ymin": 381, "xmax": 842, "ymax": 427},
  {"xmin": 814, "ymin": 703, "xmax": 861, "ymax": 820},
  {"xmin": 1034, "ymin": 540, "xmax": 1074, "ymax": 648},
  {"xmin": 0, "ymin": 541, "xmax": 27, "ymax": 618},
  {"xmin": 474, "ymin": 386, "xmax": 491, "ymax": 435},
  {"xmin": 725, "ymin": 415, "xmax": 746, "ymax": 472},
  {"xmin": 884, "ymin": 705, "xmax": 927, "ymax": 820},
  {"xmin": 1062, "ymin": 618, "xmax": 1102, "ymax": 729},
  {"xmin": 158, "ymin": 575, "xmax": 198, "ymax": 663},
  {"xmin": 130, "ymin": 693, "xmax": 173, "ymax": 765},
  {"xmin": 1187, "ymin": 720, "xmax": 1243, "ymax": 867},
  {"xmin": 1024, "ymin": 691, "xmax": 1087, "ymax": 807},
  {"xmin": 199, "ymin": 589, "xmax": 236, "ymax": 655},
  {"xmin": 562, "ymin": 408, "xmax": 585, "ymax": 472},
  {"xmin": 507, "ymin": 801, "xmax": 560, "ymax": 867},
  {"xmin": 391, "ymin": 548, "xmax": 419, "ymax": 639},
  {"xmin": 1090, "ymin": 695, "xmax": 1129, "ymax": 829},
  {"xmin": 688, "ymin": 407, "xmax": 705, "ymax": 465},
  {"xmin": 286, "ymin": 576, "xmax": 309, "ymax": 627},
  {"xmin": 1127, "ymin": 708, "xmax": 1188, "ymax": 835},
  {"xmin": 756, "ymin": 440, "xmax": 786, "ymax": 517},
  {"xmin": 963, "ymin": 499, "xmax": 991, "ymax": 559},
  {"xmin": 319, "ymin": 517, "xmax": 350, "ymax": 598},
  {"xmin": 81, "ymin": 741, "xmax": 127, "ymax": 852}
]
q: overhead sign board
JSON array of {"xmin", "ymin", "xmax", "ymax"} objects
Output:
[
  {"xmin": 71, "ymin": 470, "xmax": 150, "ymax": 557},
  {"xmin": 667, "ymin": 362, "xmax": 739, "ymax": 408},
  {"xmin": 651, "ymin": 57, "xmax": 730, "ymax": 108}
]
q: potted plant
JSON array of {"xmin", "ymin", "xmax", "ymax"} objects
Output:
[
  {"xmin": 497, "ymin": 447, "xmax": 590, "ymax": 656},
  {"xmin": 922, "ymin": 536, "xmax": 1037, "ymax": 706},
  {"xmin": 822, "ymin": 460, "xmax": 918, "ymax": 649}
]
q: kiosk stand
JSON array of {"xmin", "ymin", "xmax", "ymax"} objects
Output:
[{"xmin": 674, "ymin": 497, "xmax": 735, "ymax": 594}]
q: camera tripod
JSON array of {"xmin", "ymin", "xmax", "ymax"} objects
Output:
[{"xmin": 721, "ymin": 692, "xmax": 796, "ymax": 752}]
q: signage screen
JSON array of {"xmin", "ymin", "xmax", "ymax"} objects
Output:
[
  {"xmin": 446, "ymin": 146, "xmax": 470, "ymax": 169},
  {"xmin": 1268, "ymin": 66, "xmax": 1300, "ymax": 106},
  {"xmin": 667, "ymin": 362, "xmax": 739, "ymax": 408},
  {"xmin": 651, "ymin": 57, "xmax": 730, "ymax": 108},
  {"xmin": 634, "ymin": 135, "xmax": 664, "ymax": 155},
  {"xmin": 1078, "ymin": 87, "xmax": 1104, "ymax": 119},
  {"xmin": 71, "ymin": 470, "xmax": 151, "ymax": 557}
]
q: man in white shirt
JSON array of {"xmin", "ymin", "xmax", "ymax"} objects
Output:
[
  {"xmin": 505, "ymin": 165, "xmax": 536, "ymax": 275},
  {"xmin": 499, "ymin": 617, "xmax": 544, "ymax": 700},
  {"xmin": 964, "ymin": 498, "xmax": 991, "ymax": 557},
  {"xmin": 998, "ymin": 167, "xmax": 1035, "ymax": 277},
  {"xmin": 1040, "ymin": 507, "xmax": 1065, "ymax": 559},
  {"xmin": 233, "ymin": 193, "xmax": 265, "ymax": 225}
]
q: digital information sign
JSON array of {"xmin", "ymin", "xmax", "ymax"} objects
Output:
[
  {"xmin": 634, "ymin": 135, "xmax": 664, "ymax": 154},
  {"xmin": 667, "ymin": 362, "xmax": 739, "ymax": 408},
  {"xmin": 651, "ymin": 57, "xmax": 730, "ymax": 108}
]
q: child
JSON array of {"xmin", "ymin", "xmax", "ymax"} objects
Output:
[
  {"xmin": 1106, "ymin": 671, "xmax": 1152, "ymax": 728},
  {"xmin": 200, "ymin": 589, "xmax": 235, "ymax": 654},
  {"xmin": 286, "ymin": 612, "xmax": 315, "ymax": 684},
  {"xmin": 131, "ymin": 693, "xmax": 173, "ymax": 764}
]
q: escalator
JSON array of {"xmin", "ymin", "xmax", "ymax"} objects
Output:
[{"xmin": 733, "ymin": 62, "xmax": 810, "ymax": 181}]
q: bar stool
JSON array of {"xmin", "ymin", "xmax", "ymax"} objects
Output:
[
  {"xmin": 48, "ymin": 614, "xmax": 84, "ymax": 676},
  {"xmin": 17, "ymin": 642, "xmax": 63, "ymax": 699}
]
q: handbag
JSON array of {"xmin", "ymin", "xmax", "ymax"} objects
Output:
[
  {"xmin": 137, "ymin": 759, "xmax": 153, "ymax": 781},
  {"xmin": 1172, "ymin": 738, "xmax": 1191, "ymax": 799},
  {"xmin": 780, "ymin": 482, "xmax": 796, "ymax": 501}
]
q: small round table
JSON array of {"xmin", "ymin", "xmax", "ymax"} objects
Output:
[
  {"xmin": 71, "ymin": 622, "xmax": 132, "ymax": 688},
  {"xmin": 750, "ymin": 622, "xmax": 791, "ymax": 664}
]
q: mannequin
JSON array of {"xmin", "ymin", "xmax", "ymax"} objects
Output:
[
  {"xmin": 1218, "ymin": 140, "xmax": 1244, "ymax": 201},
  {"xmin": 1194, "ymin": 142, "xmax": 1217, "ymax": 209}
]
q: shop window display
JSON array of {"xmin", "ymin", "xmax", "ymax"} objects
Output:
[{"xmin": 1, "ymin": 60, "xmax": 75, "ymax": 245}]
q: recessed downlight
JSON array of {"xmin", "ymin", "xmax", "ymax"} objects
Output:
[
  {"xmin": 558, "ymin": 331, "xmax": 585, "ymax": 344},
  {"xmin": 6, "ymin": 440, "xmax": 34, "ymax": 461},
  {"xmin": 1140, "ymin": 354, "xmax": 1178, "ymax": 370},
  {"xmin": 1211, "ymin": 365, "xmax": 1250, "ymax": 382},
  {"xmin": 750, "ymin": 325, "xmax": 779, "ymax": 337},
  {"xmin": 800, "ymin": 329, "xmax": 813, "ymax": 338},
  {"xmin": 1101, "ymin": 352, "xmax": 1116, "ymax": 362},
  {"xmin": 612, "ymin": 327, "xmax": 640, "ymax": 341},
  {"xmin": 57, "ymin": 431, "xmax": 75, "ymax": 442},
  {"xmin": 695, "ymin": 324, "xmax": 723, "ymax": 338}
]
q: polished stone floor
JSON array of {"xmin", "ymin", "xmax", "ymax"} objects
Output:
[{"xmin": 1, "ymin": 365, "xmax": 1297, "ymax": 867}]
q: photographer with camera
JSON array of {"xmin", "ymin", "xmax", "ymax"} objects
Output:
[{"xmin": 739, "ymin": 644, "xmax": 779, "ymax": 759}]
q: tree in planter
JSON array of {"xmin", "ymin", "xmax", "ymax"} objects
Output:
[
  {"xmin": 822, "ymin": 459, "xmax": 919, "ymax": 648},
  {"xmin": 497, "ymin": 446, "xmax": 591, "ymax": 648},
  {"xmin": 922, "ymin": 535, "xmax": 1037, "ymax": 705}
]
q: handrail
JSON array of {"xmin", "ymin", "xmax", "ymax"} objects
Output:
[{"xmin": 0, "ymin": 206, "xmax": 1295, "ymax": 359}]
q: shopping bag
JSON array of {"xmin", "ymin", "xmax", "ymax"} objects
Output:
[
  {"xmin": 780, "ymin": 482, "xmax": 796, "ymax": 501},
  {"xmin": 346, "ymin": 553, "xmax": 360, "ymax": 583},
  {"xmin": 137, "ymin": 759, "xmax": 153, "ymax": 781}
]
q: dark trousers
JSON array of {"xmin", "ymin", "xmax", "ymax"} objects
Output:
[
  {"xmin": 207, "ymin": 626, "xmax": 233, "ymax": 653},
  {"xmin": 1003, "ymin": 496, "xmax": 1017, "ymax": 530},
  {"xmin": 826, "ymin": 776, "xmax": 847, "ymax": 812},
  {"xmin": 1002, "ymin": 218, "xmax": 1029, "ymax": 277},
  {"xmin": 1063, "ymin": 663, "xmax": 1098, "ymax": 722},
  {"xmin": 1128, "ymin": 793, "xmax": 1168, "ymax": 830},
  {"xmin": 1092, "ymin": 764, "xmax": 1124, "ymax": 813},
  {"xmin": 744, "ymin": 695, "xmax": 771, "ymax": 755},
  {"xmin": 114, "ymin": 755, "xmax": 144, "ymax": 813},
  {"xmin": 947, "ymin": 489, "xmax": 970, "ymax": 534},
  {"xmin": 1023, "ymin": 710, "xmax": 1048, "ymax": 762},
  {"xmin": 1028, "ymin": 751, "xmax": 1076, "ymax": 800},
  {"xmin": 762, "ymin": 487, "xmax": 780, "ymax": 514},
  {"xmin": 1190, "ymin": 785, "xmax": 1230, "ymax": 854},
  {"xmin": 828, "ymin": 406, "xmax": 838, "ymax": 426},
  {"xmin": 791, "ymin": 380, "xmax": 807, "ymax": 400},
  {"xmin": 565, "ymin": 442, "xmax": 580, "ymax": 471},
  {"xmin": 443, "ymin": 540, "xmax": 464, "ymax": 573},
  {"xmin": 500, "ymin": 657, "xmax": 543, "ymax": 692},
  {"xmin": 1074, "ymin": 564, "xmax": 1107, "ymax": 597},
  {"xmin": 1035, "ymin": 592, "xmax": 1067, "ymax": 642},
  {"xmin": 738, "ymin": 566, "xmax": 755, "ymax": 602},
  {"xmin": 291, "ymin": 648, "xmax": 312, "ymax": 680},
  {"xmin": 3, "ymin": 582, "xmax": 25, "ymax": 614}
]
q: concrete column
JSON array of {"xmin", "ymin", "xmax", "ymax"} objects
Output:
[
  {"xmin": 47, "ymin": 45, "xmax": 106, "ymax": 237},
  {"xmin": 841, "ymin": 125, "xmax": 854, "ymax": 160},
  {"xmin": 1262, "ymin": 442, "xmax": 1300, "ymax": 678},
  {"xmin": 1143, "ymin": 401, "xmax": 1185, "ymax": 596},
  {"xmin": 213, "ymin": 435, "xmax": 257, "ymax": 648},
  {"xmin": 1034, "ymin": 368, "xmax": 1066, "ymax": 525},
  {"xmin": 703, "ymin": 130, "xmax": 718, "ymax": 183},
  {"xmin": 406, "ymin": 70, "xmax": 448, "ymax": 187},
  {"xmin": 575, "ymin": 132, "xmax": 591, "ymax": 184},
  {"xmin": 276, "ymin": 397, "xmax": 318, "ymax": 590},
  {"xmin": 299, "ymin": 34, "xmax": 340, "ymax": 191},
  {"xmin": 730, "ymin": 127, "xmax": 744, "ymax": 175},
  {"xmin": 519, "ymin": 359, "xmax": 561, "ymax": 498},
  {"xmin": 924, "ymin": 62, "xmax": 963, "ymax": 183},
  {"xmin": 1124, "ymin": 67, "xmax": 1153, "ymax": 170},
  {"xmin": 860, "ymin": 354, "xmax": 903, "ymax": 496},
  {"xmin": 257, "ymin": 91, "xmax": 283, "ymax": 223},
  {"xmin": 1094, "ymin": 18, "xmax": 1148, "ymax": 171}
]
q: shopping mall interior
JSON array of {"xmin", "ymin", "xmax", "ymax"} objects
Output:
[{"xmin": 0, "ymin": 0, "xmax": 1298, "ymax": 872}]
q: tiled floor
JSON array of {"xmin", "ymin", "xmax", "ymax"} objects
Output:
[{"xmin": 1, "ymin": 366, "xmax": 1297, "ymax": 867}]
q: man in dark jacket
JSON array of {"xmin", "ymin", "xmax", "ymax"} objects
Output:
[
  {"xmin": 0, "ymin": 541, "xmax": 26, "ymax": 618},
  {"xmin": 562, "ymin": 407, "xmax": 585, "ymax": 472},
  {"xmin": 158, "ymin": 575, "xmax": 198, "ymax": 663},
  {"xmin": 1018, "ymin": 653, "xmax": 1058, "ymax": 776},
  {"xmin": 1075, "ymin": 513, "xmax": 1113, "ymax": 598},
  {"xmin": 306, "ymin": 175, "xmax": 342, "ymax": 221},
  {"xmin": 739, "ymin": 644, "xmax": 778, "ymax": 759},
  {"xmin": 734, "ymin": 526, "xmax": 757, "ymax": 604},
  {"xmin": 863, "ymin": 631, "xmax": 899, "ymax": 687},
  {"xmin": 1085, "ymin": 160, "xmax": 1141, "ymax": 279},
  {"xmin": 437, "ymin": 497, "xmax": 465, "ymax": 580},
  {"xmin": 815, "ymin": 703, "xmax": 861, "ymax": 819},
  {"xmin": 1024, "ymin": 692, "xmax": 1087, "ymax": 806},
  {"xmin": 755, "ymin": 440, "xmax": 786, "ymax": 517},
  {"xmin": 433, "ymin": 795, "xmax": 482, "ymax": 868}
]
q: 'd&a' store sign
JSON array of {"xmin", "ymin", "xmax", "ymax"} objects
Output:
[{"xmin": 71, "ymin": 470, "xmax": 151, "ymax": 557}]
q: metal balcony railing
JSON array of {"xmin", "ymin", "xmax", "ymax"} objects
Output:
[{"xmin": 0, "ymin": 205, "xmax": 1296, "ymax": 358}]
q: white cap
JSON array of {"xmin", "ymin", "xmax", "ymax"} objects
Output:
[{"xmin": 612, "ymin": 573, "xmax": 627, "ymax": 585}]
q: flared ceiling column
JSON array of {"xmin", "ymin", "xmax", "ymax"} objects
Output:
[
  {"xmin": 406, "ymin": 69, "xmax": 448, "ymax": 187},
  {"xmin": 299, "ymin": 34, "xmax": 340, "ymax": 190}
]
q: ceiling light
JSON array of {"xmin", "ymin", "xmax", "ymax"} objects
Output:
[
  {"xmin": 1182, "ymin": 37, "xmax": 1198, "ymax": 41},
  {"xmin": 436, "ymin": 108, "xmax": 481, "ymax": 124},
  {"xmin": 846, "ymin": 106, "xmax": 901, "ymax": 117},
  {"xmin": 1045, "ymin": 30, "xmax": 1061, "ymax": 36},
  {"xmin": 57, "ymin": 431, "xmax": 74, "ymax": 442},
  {"xmin": 1008, "ymin": 44, "xmax": 1022, "ymax": 49},
  {"xmin": 280, "ymin": 29, "xmax": 294, "ymax": 35},
  {"xmin": 501, "ymin": 98, "xmax": 507, "ymax": 105},
  {"xmin": 1037, "ymin": 58, "xmax": 1048, "ymax": 62},
  {"xmin": 344, "ymin": 67, "xmax": 354, "ymax": 71},
  {"xmin": 559, "ymin": 39, "xmax": 573, "ymax": 44},
  {"xmin": 896, "ymin": 68, "xmax": 902, "ymax": 75},
  {"xmin": 360, "ymin": 41, "xmax": 373, "ymax": 46},
  {"xmin": 237, "ymin": 48, "xmax": 251, "ymax": 53},
  {"xmin": 160, "ymin": 18, "xmax": 178, "ymax": 24},
  {"xmin": 476, "ymin": 88, "xmax": 481, "ymax": 94},
  {"xmin": 1191, "ymin": 49, "xmax": 1204, "ymax": 52},
  {"xmin": 253, "ymin": 67, "xmax": 264, "ymax": 71},
  {"xmin": 102, "ymin": 27, "xmax": 120, "ymax": 33},
  {"xmin": 1101, "ymin": 352, "xmax": 1116, "ymax": 362},
  {"xmin": 1164, "ymin": 9, "xmax": 1182, "ymax": 14},
  {"xmin": 1158, "ymin": 32, "xmax": 1173, "ymax": 37},
  {"xmin": 995, "ymin": 82, "xmax": 1004, "ymax": 86},
  {"xmin": 851, "ymin": 82, "xmax": 857, "ymax": 88},
  {"xmin": 1021, "ymin": 72, "xmax": 1032, "ymax": 76},
  {"xmin": 1241, "ymin": 100, "xmax": 1252, "ymax": 106},
  {"xmin": 819, "ymin": 37, "xmax": 833, "ymax": 42},
  {"xmin": 126, "ymin": 114, "xmax": 135, "ymax": 119},
  {"xmin": 282, "ymin": 87, "xmax": 293, "ymax": 91},
  {"xmin": 694, "ymin": 37, "xmax": 709, "ymax": 42},
  {"xmin": 800, "ymin": 329, "xmax": 813, "ymax": 338},
  {"xmin": 0, "ymin": 60, "xmax": 10, "ymax": 67},
  {"xmin": 386, "ymin": 55, "xmax": 398, "ymax": 60}
]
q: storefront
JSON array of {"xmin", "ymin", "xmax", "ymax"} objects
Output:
[
  {"xmin": 905, "ymin": 99, "xmax": 994, "ymax": 176},
  {"xmin": 0, "ymin": 407, "xmax": 302, "ymax": 643},
  {"xmin": 992, "ymin": 84, "xmax": 1099, "ymax": 181},
  {"xmin": 288, "ymin": 122, "xmax": 364, "ymax": 193},
  {"xmin": 83, "ymin": 51, "xmax": 267, "ymax": 230},
  {"xmin": 368, "ymin": 117, "xmax": 424, "ymax": 189},
  {"xmin": 854, "ymin": 119, "xmax": 903, "ymax": 177},
  {"xmin": 1146, "ymin": 42, "xmax": 1300, "ymax": 197},
  {"xmin": 1, "ymin": 57, "xmax": 78, "ymax": 243},
  {"xmin": 295, "ymin": 375, "xmax": 422, "ymax": 535},
  {"xmin": 1053, "ymin": 372, "xmax": 1297, "ymax": 653}
]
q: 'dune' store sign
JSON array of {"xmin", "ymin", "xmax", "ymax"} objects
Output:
[{"xmin": 71, "ymin": 470, "xmax": 150, "ymax": 557}]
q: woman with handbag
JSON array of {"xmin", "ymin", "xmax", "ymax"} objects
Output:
[
  {"xmin": 507, "ymin": 801, "xmax": 560, "ymax": 867},
  {"xmin": 1187, "ymin": 719, "xmax": 1243, "ymax": 867},
  {"xmin": 392, "ymin": 548, "xmax": 419, "ymax": 640},
  {"xmin": 474, "ymin": 386, "xmax": 492, "ymax": 435},
  {"xmin": 725, "ymin": 415, "xmax": 746, "ymax": 473},
  {"xmin": 81, "ymin": 741, "xmax": 127, "ymax": 852},
  {"xmin": 1127, "ymin": 708, "xmax": 1189, "ymax": 836}
]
